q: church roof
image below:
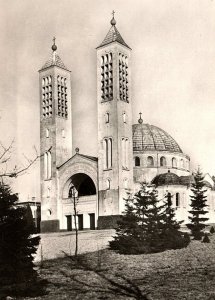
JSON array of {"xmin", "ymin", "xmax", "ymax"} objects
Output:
[
  {"xmin": 40, "ymin": 53, "xmax": 69, "ymax": 71},
  {"xmin": 152, "ymin": 172, "xmax": 181, "ymax": 186},
  {"xmin": 57, "ymin": 153, "xmax": 98, "ymax": 170},
  {"xmin": 152, "ymin": 173, "xmax": 195, "ymax": 187},
  {"xmin": 97, "ymin": 14, "xmax": 130, "ymax": 49},
  {"xmin": 97, "ymin": 26, "xmax": 130, "ymax": 49},
  {"xmin": 133, "ymin": 123, "xmax": 183, "ymax": 153}
]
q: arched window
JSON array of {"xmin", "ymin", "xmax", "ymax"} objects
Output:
[
  {"xmin": 180, "ymin": 159, "xmax": 184, "ymax": 168},
  {"xmin": 44, "ymin": 152, "xmax": 48, "ymax": 179},
  {"xmin": 125, "ymin": 138, "xmax": 129, "ymax": 168},
  {"xmin": 172, "ymin": 157, "xmax": 177, "ymax": 168},
  {"xmin": 147, "ymin": 156, "xmax": 154, "ymax": 167},
  {"xmin": 46, "ymin": 129, "xmax": 49, "ymax": 138},
  {"xmin": 122, "ymin": 138, "xmax": 129, "ymax": 168},
  {"xmin": 167, "ymin": 192, "xmax": 172, "ymax": 206},
  {"xmin": 47, "ymin": 151, "xmax": 52, "ymax": 179},
  {"xmin": 176, "ymin": 193, "xmax": 180, "ymax": 207},
  {"xmin": 104, "ymin": 138, "xmax": 112, "ymax": 169},
  {"xmin": 160, "ymin": 156, "xmax": 166, "ymax": 167},
  {"xmin": 44, "ymin": 151, "xmax": 52, "ymax": 179},
  {"xmin": 135, "ymin": 156, "xmax": 140, "ymax": 167}
]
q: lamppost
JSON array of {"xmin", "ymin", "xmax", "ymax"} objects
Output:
[{"xmin": 69, "ymin": 186, "xmax": 78, "ymax": 257}]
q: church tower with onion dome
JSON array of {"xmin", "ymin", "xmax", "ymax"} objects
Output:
[
  {"xmin": 39, "ymin": 39, "xmax": 72, "ymax": 232},
  {"xmin": 96, "ymin": 12, "xmax": 133, "ymax": 226}
]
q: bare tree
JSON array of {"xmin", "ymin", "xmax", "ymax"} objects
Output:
[
  {"xmin": 0, "ymin": 141, "xmax": 40, "ymax": 179},
  {"xmin": 68, "ymin": 186, "xmax": 79, "ymax": 257}
]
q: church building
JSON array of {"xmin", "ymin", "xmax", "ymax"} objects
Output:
[{"xmin": 39, "ymin": 15, "xmax": 215, "ymax": 232}]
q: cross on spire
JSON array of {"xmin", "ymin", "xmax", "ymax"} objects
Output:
[
  {"xmin": 110, "ymin": 10, "xmax": 116, "ymax": 26},
  {"xmin": 51, "ymin": 36, "xmax": 57, "ymax": 52},
  {"xmin": 138, "ymin": 112, "xmax": 143, "ymax": 124}
]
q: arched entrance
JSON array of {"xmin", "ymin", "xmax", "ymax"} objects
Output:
[
  {"xmin": 68, "ymin": 173, "xmax": 96, "ymax": 197},
  {"xmin": 62, "ymin": 173, "xmax": 97, "ymax": 231}
]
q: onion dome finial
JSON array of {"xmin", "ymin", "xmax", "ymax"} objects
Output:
[
  {"xmin": 51, "ymin": 36, "xmax": 57, "ymax": 52},
  {"xmin": 138, "ymin": 112, "xmax": 143, "ymax": 124},
  {"xmin": 110, "ymin": 10, "xmax": 116, "ymax": 26}
]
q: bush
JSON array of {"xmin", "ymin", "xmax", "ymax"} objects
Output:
[
  {"xmin": 210, "ymin": 226, "xmax": 215, "ymax": 234},
  {"xmin": 160, "ymin": 230, "xmax": 190, "ymax": 251},
  {"xmin": 183, "ymin": 232, "xmax": 191, "ymax": 245},
  {"xmin": 109, "ymin": 235, "xmax": 148, "ymax": 255},
  {"xmin": 202, "ymin": 233, "xmax": 210, "ymax": 243}
]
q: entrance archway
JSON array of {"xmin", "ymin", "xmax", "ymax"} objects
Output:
[{"xmin": 68, "ymin": 173, "xmax": 96, "ymax": 197}]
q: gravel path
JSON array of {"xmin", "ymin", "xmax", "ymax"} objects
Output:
[{"xmin": 35, "ymin": 229, "xmax": 115, "ymax": 262}]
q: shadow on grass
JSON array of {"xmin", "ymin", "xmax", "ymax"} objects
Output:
[{"xmin": 57, "ymin": 250, "xmax": 151, "ymax": 300}]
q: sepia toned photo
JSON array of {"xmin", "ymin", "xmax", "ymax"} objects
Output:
[{"xmin": 0, "ymin": 1, "xmax": 215, "ymax": 299}]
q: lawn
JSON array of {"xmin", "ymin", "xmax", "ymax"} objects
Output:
[{"xmin": 26, "ymin": 233, "xmax": 215, "ymax": 300}]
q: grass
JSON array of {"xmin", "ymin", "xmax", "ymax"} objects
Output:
[{"xmin": 21, "ymin": 233, "xmax": 215, "ymax": 300}]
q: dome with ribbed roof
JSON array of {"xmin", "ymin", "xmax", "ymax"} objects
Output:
[{"xmin": 133, "ymin": 123, "xmax": 182, "ymax": 153}]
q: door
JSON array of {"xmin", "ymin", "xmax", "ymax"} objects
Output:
[
  {"xmin": 89, "ymin": 213, "xmax": 95, "ymax": 230},
  {"xmin": 78, "ymin": 214, "xmax": 83, "ymax": 230},
  {"xmin": 66, "ymin": 215, "xmax": 72, "ymax": 231}
]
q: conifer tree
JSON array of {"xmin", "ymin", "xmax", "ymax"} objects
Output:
[
  {"xmin": 161, "ymin": 193, "xmax": 190, "ymax": 250},
  {"xmin": 109, "ymin": 194, "xmax": 141, "ymax": 254},
  {"xmin": 136, "ymin": 183, "xmax": 164, "ymax": 253},
  {"xmin": 187, "ymin": 168, "xmax": 209, "ymax": 240},
  {"xmin": 110, "ymin": 183, "xmax": 164, "ymax": 254},
  {"xmin": 0, "ymin": 183, "xmax": 40, "ymax": 287}
]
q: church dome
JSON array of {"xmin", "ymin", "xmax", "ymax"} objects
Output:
[
  {"xmin": 132, "ymin": 123, "xmax": 182, "ymax": 153},
  {"xmin": 152, "ymin": 171, "xmax": 181, "ymax": 186}
]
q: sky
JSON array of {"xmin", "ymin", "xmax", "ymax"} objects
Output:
[{"xmin": 1, "ymin": 0, "xmax": 215, "ymax": 200}]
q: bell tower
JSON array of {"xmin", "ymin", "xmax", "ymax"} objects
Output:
[
  {"xmin": 39, "ymin": 38, "xmax": 72, "ymax": 232},
  {"xmin": 97, "ymin": 13, "xmax": 133, "ymax": 225}
]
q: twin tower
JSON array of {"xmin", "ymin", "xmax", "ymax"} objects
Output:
[{"xmin": 39, "ymin": 15, "xmax": 134, "ymax": 231}]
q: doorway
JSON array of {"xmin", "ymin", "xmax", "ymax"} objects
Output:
[
  {"xmin": 78, "ymin": 214, "xmax": 83, "ymax": 230},
  {"xmin": 89, "ymin": 213, "xmax": 95, "ymax": 230},
  {"xmin": 66, "ymin": 215, "xmax": 72, "ymax": 231}
]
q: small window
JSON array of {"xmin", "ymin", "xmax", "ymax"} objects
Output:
[
  {"xmin": 176, "ymin": 193, "xmax": 180, "ymax": 207},
  {"xmin": 147, "ymin": 156, "xmax": 154, "ymax": 167},
  {"xmin": 135, "ymin": 156, "xmax": 140, "ymax": 167},
  {"xmin": 180, "ymin": 159, "xmax": 184, "ymax": 168},
  {"xmin": 105, "ymin": 112, "xmax": 110, "ymax": 123},
  {"xmin": 47, "ymin": 209, "xmax": 52, "ymax": 216},
  {"xmin": 167, "ymin": 192, "xmax": 172, "ymax": 206},
  {"xmin": 172, "ymin": 157, "xmax": 177, "ymax": 168},
  {"xmin": 123, "ymin": 178, "xmax": 128, "ymax": 189},
  {"xmin": 123, "ymin": 112, "xmax": 126, "ymax": 123},
  {"xmin": 46, "ymin": 128, "xmax": 49, "ymax": 138},
  {"xmin": 106, "ymin": 179, "xmax": 111, "ymax": 190},
  {"xmin": 62, "ymin": 129, "xmax": 65, "ymax": 138},
  {"xmin": 160, "ymin": 156, "xmax": 166, "ymax": 167},
  {"xmin": 47, "ymin": 187, "xmax": 50, "ymax": 198}
]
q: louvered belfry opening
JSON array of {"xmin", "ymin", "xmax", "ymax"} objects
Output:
[{"xmin": 101, "ymin": 53, "xmax": 113, "ymax": 102}]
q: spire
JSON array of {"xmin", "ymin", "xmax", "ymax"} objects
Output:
[
  {"xmin": 97, "ymin": 11, "xmax": 131, "ymax": 49},
  {"xmin": 40, "ymin": 37, "xmax": 69, "ymax": 71}
]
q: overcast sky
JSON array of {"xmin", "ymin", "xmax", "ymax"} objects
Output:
[{"xmin": 1, "ymin": 0, "xmax": 215, "ymax": 200}]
